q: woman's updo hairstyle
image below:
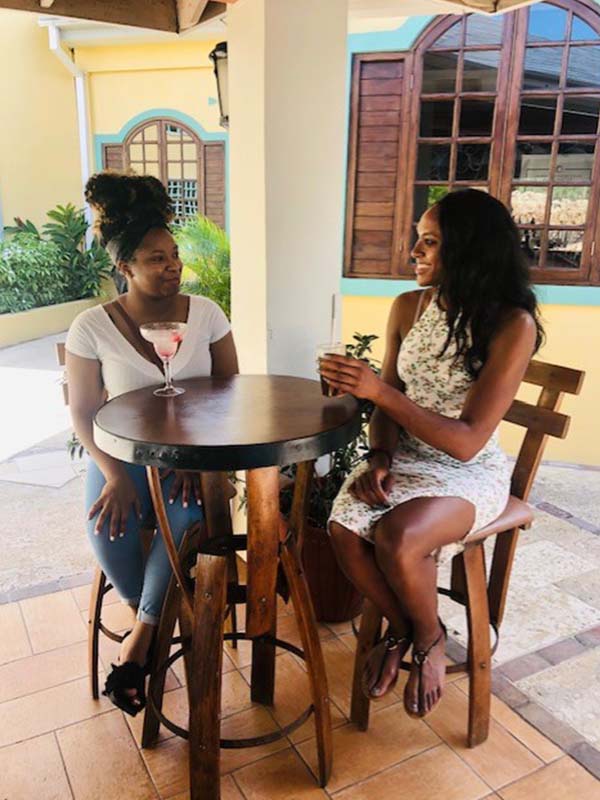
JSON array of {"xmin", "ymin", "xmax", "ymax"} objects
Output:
[{"xmin": 85, "ymin": 171, "xmax": 174, "ymax": 264}]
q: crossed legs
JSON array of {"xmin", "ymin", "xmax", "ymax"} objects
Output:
[{"xmin": 330, "ymin": 496, "xmax": 474, "ymax": 715}]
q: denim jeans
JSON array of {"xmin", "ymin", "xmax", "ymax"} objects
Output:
[{"xmin": 85, "ymin": 460, "xmax": 204, "ymax": 624}]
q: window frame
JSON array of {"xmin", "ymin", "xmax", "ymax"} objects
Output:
[
  {"xmin": 344, "ymin": 0, "xmax": 600, "ymax": 285},
  {"xmin": 124, "ymin": 117, "xmax": 205, "ymax": 224}
]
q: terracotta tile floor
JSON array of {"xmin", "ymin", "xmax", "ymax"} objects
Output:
[{"xmin": 2, "ymin": 587, "xmax": 599, "ymax": 800}]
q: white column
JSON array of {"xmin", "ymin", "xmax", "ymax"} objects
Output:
[{"xmin": 228, "ymin": 0, "xmax": 348, "ymax": 377}]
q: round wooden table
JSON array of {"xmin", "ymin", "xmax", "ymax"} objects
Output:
[{"xmin": 94, "ymin": 375, "xmax": 361, "ymax": 800}]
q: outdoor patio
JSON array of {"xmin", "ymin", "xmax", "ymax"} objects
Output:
[{"xmin": 1, "ymin": 333, "xmax": 599, "ymax": 799}]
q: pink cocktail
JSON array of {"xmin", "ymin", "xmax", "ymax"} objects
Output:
[{"xmin": 140, "ymin": 321, "xmax": 187, "ymax": 397}]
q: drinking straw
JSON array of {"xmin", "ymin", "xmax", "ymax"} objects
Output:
[{"xmin": 330, "ymin": 293, "xmax": 338, "ymax": 344}]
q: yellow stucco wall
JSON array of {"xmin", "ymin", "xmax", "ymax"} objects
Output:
[
  {"xmin": 0, "ymin": 15, "xmax": 222, "ymax": 232},
  {"xmin": 0, "ymin": 10, "xmax": 82, "ymax": 228},
  {"xmin": 75, "ymin": 42, "xmax": 222, "ymax": 138},
  {"xmin": 342, "ymin": 295, "xmax": 599, "ymax": 466}
]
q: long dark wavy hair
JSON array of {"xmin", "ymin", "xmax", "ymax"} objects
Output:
[{"xmin": 432, "ymin": 189, "xmax": 544, "ymax": 378}]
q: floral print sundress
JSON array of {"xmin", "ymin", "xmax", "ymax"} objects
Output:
[{"xmin": 329, "ymin": 291, "xmax": 511, "ymax": 564}]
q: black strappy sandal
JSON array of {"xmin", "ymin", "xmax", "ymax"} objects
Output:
[
  {"xmin": 404, "ymin": 620, "xmax": 447, "ymax": 719},
  {"xmin": 103, "ymin": 661, "xmax": 148, "ymax": 717},
  {"xmin": 361, "ymin": 630, "xmax": 412, "ymax": 701}
]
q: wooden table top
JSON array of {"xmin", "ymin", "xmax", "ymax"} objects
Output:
[{"xmin": 94, "ymin": 374, "xmax": 361, "ymax": 471}]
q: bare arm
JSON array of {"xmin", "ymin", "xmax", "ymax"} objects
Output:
[
  {"xmin": 65, "ymin": 351, "xmax": 126, "ymax": 481},
  {"xmin": 322, "ymin": 309, "xmax": 537, "ymax": 463},
  {"xmin": 210, "ymin": 331, "xmax": 239, "ymax": 377}
]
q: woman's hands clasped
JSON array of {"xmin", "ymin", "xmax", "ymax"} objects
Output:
[
  {"xmin": 88, "ymin": 473, "xmax": 142, "ymax": 542},
  {"xmin": 319, "ymin": 354, "xmax": 383, "ymax": 401}
]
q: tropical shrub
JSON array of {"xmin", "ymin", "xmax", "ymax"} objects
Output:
[
  {"xmin": 1, "ymin": 204, "xmax": 111, "ymax": 313},
  {"xmin": 0, "ymin": 235, "xmax": 67, "ymax": 313},
  {"xmin": 175, "ymin": 215, "xmax": 231, "ymax": 318}
]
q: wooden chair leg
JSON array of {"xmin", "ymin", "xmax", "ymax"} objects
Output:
[
  {"xmin": 349, "ymin": 599, "xmax": 382, "ymax": 731},
  {"xmin": 143, "ymin": 525, "xmax": 199, "ymax": 747},
  {"xmin": 225, "ymin": 550, "xmax": 239, "ymax": 650},
  {"xmin": 189, "ymin": 554, "xmax": 228, "ymax": 800},
  {"xmin": 142, "ymin": 569, "xmax": 182, "ymax": 748},
  {"xmin": 246, "ymin": 467, "xmax": 280, "ymax": 705},
  {"xmin": 450, "ymin": 553, "xmax": 467, "ymax": 604},
  {"xmin": 488, "ymin": 528, "xmax": 519, "ymax": 629},
  {"xmin": 463, "ymin": 544, "xmax": 492, "ymax": 747},
  {"xmin": 88, "ymin": 567, "xmax": 106, "ymax": 700},
  {"xmin": 280, "ymin": 529, "xmax": 332, "ymax": 787}
]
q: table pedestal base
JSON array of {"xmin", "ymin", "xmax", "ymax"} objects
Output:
[{"xmin": 143, "ymin": 463, "xmax": 332, "ymax": 800}]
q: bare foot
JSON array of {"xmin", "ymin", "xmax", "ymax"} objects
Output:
[
  {"xmin": 404, "ymin": 624, "xmax": 447, "ymax": 717},
  {"xmin": 363, "ymin": 633, "xmax": 411, "ymax": 699}
]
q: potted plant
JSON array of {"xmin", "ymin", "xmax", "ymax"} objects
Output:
[{"xmin": 279, "ymin": 332, "xmax": 380, "ymax": 623}]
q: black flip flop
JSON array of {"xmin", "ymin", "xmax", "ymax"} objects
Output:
[
  {"xmin": 103, "ymin": 661, "xmax": 147, "ymax": 717},
  {"xmin": 404, "ymin": 620, "xmax": 447, "ymax": 719}
]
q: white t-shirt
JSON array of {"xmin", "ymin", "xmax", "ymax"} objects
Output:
[{"xmin": 66, "ymin": 295, "xmax": 231, "ymax": 399}]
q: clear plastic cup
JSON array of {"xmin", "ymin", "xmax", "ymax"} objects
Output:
[{"xmin": 316, "ymin": 342, "xmax": 346, "ymax": 397}]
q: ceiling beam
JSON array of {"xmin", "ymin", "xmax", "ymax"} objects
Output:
[
  {"xmin": 196, "ymin": 1, "xmax": 229, "ymax": 27},
  {"xmin": 438, "ymin": 0, "xmax": 538, "ymax": 10},
  {"xmin": 0, "ymin": 0, "xmax": 179, "ymax": 31},
  {"xmin": 176, "ymin": 0, "xmax": 210, "ymax": 31}
]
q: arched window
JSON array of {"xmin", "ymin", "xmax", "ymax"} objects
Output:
[
  {"xmin": 102, "ymin": 117, "xmax": 226, "ymax": 228},
  {"xmin": 344, "ymin": 0, "xmax": 600, "ymax": 285}
]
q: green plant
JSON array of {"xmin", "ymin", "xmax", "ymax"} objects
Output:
[
  {"xmin": 2, "ymin": 204, "xmax": 111, "ymax": 313},
  {"xmin": 279, "ymin": 332, "xmax": 381, "ymax": 529},
  {"xmin": 175, "ymin": 215, "xmax": 231, "ymax": 318},
  {"xmin": 0, "ymin": 234, "xmax": 67, "ymax": 313}
]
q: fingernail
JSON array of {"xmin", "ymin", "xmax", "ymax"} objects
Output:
[
  {"xmin": 119, "ymin": 532, "xmax": 125, "ymax": 538},
  {"xmin": 109, "ymin": 536, "xmax": 115, "ymax": 542},
  {"xmin": 169, "ymin": 499, "xmax": 173, "ymax": 505},
  {"xmin": 94, "ymin": 530, "xmax": 100, "ymax": 536},
  {"xmin": 183, "ymin": 501, "xmax": 188, "ymax": 508},
  {"xmin": 197, "ymin": 499, "xmax": 201, "ymax": 505}
]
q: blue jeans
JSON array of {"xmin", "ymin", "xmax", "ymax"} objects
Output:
[{"xmin": 85, "ymin": 460, "xmax": 204, "ymax": 625}]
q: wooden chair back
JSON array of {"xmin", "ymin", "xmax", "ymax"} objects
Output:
[{"xmin": 503, "ymin": 359, "xmax": 585, "ymax": 501}]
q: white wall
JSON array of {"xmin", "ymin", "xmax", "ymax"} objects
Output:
[{"xmin": 228, "ymin": 0, "xmax": 348, "ymax": 378}]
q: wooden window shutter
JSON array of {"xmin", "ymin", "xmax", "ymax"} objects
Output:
[
  {"xmin": 102, "ymin": 144, "xmax": 126, "ymax": 171},
  {"xmin": 203, "ymin": 142, "xmax": 226, "ymax": 229},
  {"xmin": 344, "ymin": 53, "xmax": 411, "ymax": 278}
]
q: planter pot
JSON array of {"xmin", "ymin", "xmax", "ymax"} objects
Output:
[
  {"xmin": 0, "ymin": 279, "xmax": 116, "ymax": 348},
  {"xmin": 301, "ymin": 523, "xmax": 363, "ymax": 623}
]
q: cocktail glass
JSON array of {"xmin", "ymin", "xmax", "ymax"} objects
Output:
[{"xmin": 140, "ymin": 321, "xmax": 187, "ymax": 397}]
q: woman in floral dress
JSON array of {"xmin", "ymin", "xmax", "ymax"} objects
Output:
[{"xmin": 321, "ymin": 189, "xmax": 543, "ymax": 718}]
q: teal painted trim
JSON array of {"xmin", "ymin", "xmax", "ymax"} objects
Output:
[
  {"xmin": 534, "ymin": 285, "xmax": 600, "ymax": 306},
  {"xmin": 348, "ymin": 16, "xmax": 434, "ymax": 54},
  {"xmin": 341, "ymin": 278, "xmax": 417, "ymax": 297},
  {"xmin": 341, "ymin": 278, "xmax": 600, "ymax": 306},
  {"xmin": 94, "ymin": 108, "xmax": 230, "ymax": 233}
]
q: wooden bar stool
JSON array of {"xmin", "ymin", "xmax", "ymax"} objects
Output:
[{"xmin": 350, "ymin": 358, "xmax": 585, "ymax": 747}]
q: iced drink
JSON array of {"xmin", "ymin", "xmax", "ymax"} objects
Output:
[{"xmin": 316, "ymin": 342, "xmax": 346, "ymax": 397}]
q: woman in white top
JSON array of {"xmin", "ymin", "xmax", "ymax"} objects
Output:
[{"xmin": 66, "ymin": 172, "xmax": 238, "ymax": 716}]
